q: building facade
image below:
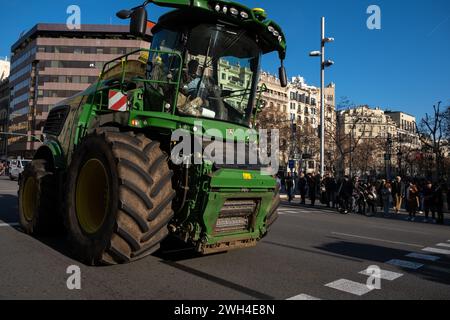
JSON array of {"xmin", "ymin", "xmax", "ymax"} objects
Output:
[
  {"xmin": 0, "ymin": 58, "xmax": 10, "ymax": 82},
  {"xmin": 337, "ymin": 106, "xmax": 398, "ymax": 177},
  {"xmin": 0, "ymin": 79, "xmax": 10, "ymax": 158},
  {"xmin": 8, "ymin": 24, "xmax": 150, "ymax": 158},
  {"xmin": 257, "ymin": 73, "xmax": 337, "ymax": 174}
]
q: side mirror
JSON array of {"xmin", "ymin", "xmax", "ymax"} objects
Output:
[
  {"xmin": 279, "ymin": 64, "xmax": 288, "ymax": 88},
  {"xmin": 130, "ymin": 7, "xmax": 148, "ymax": 38}
]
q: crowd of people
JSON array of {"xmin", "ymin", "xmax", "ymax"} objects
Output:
[{"xmin": 279, "ymin": 172, "xmax": 450, "ymax": 225}]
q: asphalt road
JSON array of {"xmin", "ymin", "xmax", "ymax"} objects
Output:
[{"xmin": 1, "ymin": 176, "xmax": 449, "ymax": 300}]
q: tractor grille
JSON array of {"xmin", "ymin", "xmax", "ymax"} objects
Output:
[
  {"xmin": 43, "ymin": 105, "xmax": 70, "ymax": 136},
  {"xmin": 214, "ymin": 199, "xmax": 260, "ymax": 234}
]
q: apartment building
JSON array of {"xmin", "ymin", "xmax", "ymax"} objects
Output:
[{"xmin": 8, "ymin": 23, "xmax": 151, "ymax": 157}]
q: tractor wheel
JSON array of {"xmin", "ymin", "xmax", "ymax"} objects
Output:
[
  {"xmin": 64, "ymin": 128, "xmax": 175, "ymax": 265},
  {"xmin": 18, "ymin": 159, "xmax": 59, "ymax": 235}
]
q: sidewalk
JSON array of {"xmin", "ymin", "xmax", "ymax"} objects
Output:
[{"xmin": 279, "ymin": 193, "xmax": 450, "ymax": 225}]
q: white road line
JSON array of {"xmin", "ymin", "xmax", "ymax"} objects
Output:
[
  {"xmin": 287, "ymin": 294, "xmax": 321, "ymax": 301},
  {"xmin": 423, "ymin": 247, "xmax": 450, "ymax": 255},
  {"xmin": 437, "ymin": 243, "xmax": 450, "ymax": 248},
  {"xmin": 325, "ymin": 279, "xmax": 373, "ymax": 296},
  {"xmin": 386, "ymin": 259, "xmax": 424, "ymax": 270},
  {"xmin": 282, "ymin": 211, "xmax": 298, "ymax": 215},
  {"xmin": 0, "ymin": 223, "xmax": 19, "ymax": 228},
  {"xmin": 331, "ymin": 232, "xmax": 424, "ymax": 248},
  {"xmin": 359, "ymin": 269, "xmax": 403, "ymax": 281},
  {"xmin": 406, "ymin": 253, "xmax": 440, "ymax": 262}
]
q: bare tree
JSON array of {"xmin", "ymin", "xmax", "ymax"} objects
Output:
[
  {"xmin": 325, "ymin": 108, "xmax": 370, "ymax": 177},
  {"xmin": 257, "ymin": 106, "xmax": 291, "ymax": 164},
  {"xmin": 416, "ymin": 102, "xmax": 448, "ymax": 179}
]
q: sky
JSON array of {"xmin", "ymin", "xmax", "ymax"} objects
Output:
[{"xmin": 0, "ymin": 0, "xmax": 449, "ymax": 120}]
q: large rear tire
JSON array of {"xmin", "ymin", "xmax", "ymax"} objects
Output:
[
  {"xmin": 18, "ymin": 160, "xmax": 59, "ymax": 235},
  {"xmin": 64, "ymin": 129, "xmax": 175, "ymax": 265}
]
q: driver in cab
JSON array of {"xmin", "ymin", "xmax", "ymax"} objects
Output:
[{"xmin": 177, "ymin": 60, "xmax": 216, "ymax": 119}]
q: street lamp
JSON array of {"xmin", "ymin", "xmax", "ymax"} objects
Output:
[{"xmin": 309, "ymin": 17, "xmax": 334, "ymax": 178}]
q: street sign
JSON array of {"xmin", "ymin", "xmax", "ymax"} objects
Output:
[{"xmin": 288, "ymin": 160, "xmax": 295, "ymax": 169}]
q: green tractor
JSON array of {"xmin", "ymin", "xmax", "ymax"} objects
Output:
[{"xmin": 18, "ymin": 0, "xmax": 287, "ymax": 265}]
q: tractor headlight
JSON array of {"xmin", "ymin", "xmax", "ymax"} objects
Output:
[
  {"xmin": 230, "ymin": 8, "xmax": 239, "ymax": 16},
  {"xmin": 215, "ymin": 4, "xmax": 221, "ymax": 12},
  {"xmin": 222, "ymin": 6, "xmax": 228, "ymax": 14},
  {"xmin": 240, "ymin": 11, "xmax": 249, "ymax": 19},
  {"xmin": 268, "ymin": 26, "xmax": 275, "ymax": 33}
]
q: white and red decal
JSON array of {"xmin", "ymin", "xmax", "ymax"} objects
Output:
[{"xmin": 108, "ymin": 90, "xmax": 128, "ymax": 112}]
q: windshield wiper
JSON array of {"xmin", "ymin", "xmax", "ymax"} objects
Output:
[{"xmin": 221, "ymin": 88, "xmax": 251, "ymax": 98}]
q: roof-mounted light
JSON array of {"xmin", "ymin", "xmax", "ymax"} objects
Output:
[
  {"xmin": 230, "ymin": 8, "xmax": 239, "ymax": 16},
  {"xmin": 252, "ymin": 8, "xmax": 267, "ymax": 21},
  {"xmin": 222, "ymin": 6, "xmax": 228, "ymax": 14},
  {"xmin": 240, "ymin": 11, "xmax": 249, "ymax": 19},
  {"xmin": 214, "ymin": 4, "xmax": 221, "ymax": 12}
]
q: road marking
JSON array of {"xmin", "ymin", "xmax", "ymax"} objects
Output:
[
  {"xmin": 386, "ymin": 259, "xmax": 424, "ymax": 270},
  {"xmin": 331, "ymin": 232, "xmax": 424, "ymax": 248},
  {"xmin": 359, "ymin": 268, "xmax": 403, "ymax": 281},
  {"xmin": 406, "ymin": 253, "xmax": 440, "ymax": 262},
  {"xmin": 287, "ymin": 294, "xmax": 321, "ymax": 300},
  {"xmin": 0, "ymin": 223, "xmax": 19, "ymax": 228},
  {"xmin": 281, "ymin": 211, "xmax": 298, "ymax": 215},
  {"xmin": 437, "ymin": 243, "xmax": 450, "ymax": 248},
  {"xmin": 325, "ymin": 279, "xmax": 373, "ymax": 296},
  {"xmin": 423, "ymin": 247, "xmax": 450, "ymax": 255}
]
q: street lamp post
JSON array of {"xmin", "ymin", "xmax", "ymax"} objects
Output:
[{"xmin": 310, "ymin": 17, "xmax": 334, "ymax": 178}]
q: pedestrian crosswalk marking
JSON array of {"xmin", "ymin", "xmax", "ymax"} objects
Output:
[
  {"xmin": 406, "ymin": 253, "xmax": 440, "ymax": 262},
  {"xmin": 436, "ymin": 243, "xmax": 450, "ymax": 248},
  {"xmin": 359, "ymin": 269, "xmax": 403, "ymax": 281},
  {"xmin": 287, "ymin": 294, "xmax": 321, "ymax": 300},
  {"xmin": 325, "ymin": 279, "xmax": 373, "ymax": 296},
  {"xmin": 386, "ymin": 259, "xmax": 424, "ymax": 270},
  {"xmin": 423, "ymin": 247, "xmax": 450, "ymax": 255}
]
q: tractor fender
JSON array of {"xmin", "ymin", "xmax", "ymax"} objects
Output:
[{"xmin": 34, "ymin": 141, "xmax": 66, "ymax": 171}]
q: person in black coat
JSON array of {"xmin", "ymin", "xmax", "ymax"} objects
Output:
[
  {"xmin": 423, "ymin": 181, "xmax": 435, "ymax": 223},
  {"xmin": 307, "ymin": 173, "xmax": 317, "ymax": 206},
  {"xmin": 434, "ymin": 182, "xmax": 445, "ymax": 225},
  {"xmin": 285, "ymin": 172, "xmax": 295, "ymax": 203},
  {"xmin": 339, "ymin": 176, "xmax": 353, "ymax": 213},
  {"xmin": 297, "ymin": 173, "xmax": 308, "ymax": 205},
  {"xmin": 324, "ymin": 174, "xmax": 338, "ymax": 208}
]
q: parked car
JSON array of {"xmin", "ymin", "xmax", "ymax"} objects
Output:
[{"xmin": 9, "ymin": 158, "xmax": 32, "ymax": 181}]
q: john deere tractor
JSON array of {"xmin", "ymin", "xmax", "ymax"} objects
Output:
[{"xmin": 18, "ymin": 0, "xmax": 287, "ymax": 265}]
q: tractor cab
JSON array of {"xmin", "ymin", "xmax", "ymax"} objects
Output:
[{"xmin": 116, "ymin": 1, "xmax": 288, "ymax": 128}]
